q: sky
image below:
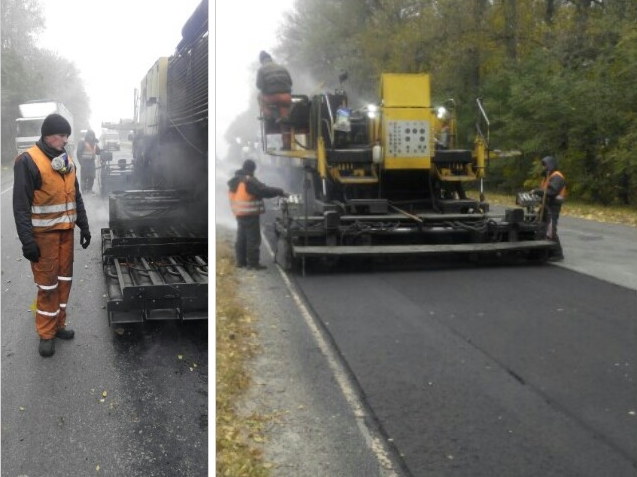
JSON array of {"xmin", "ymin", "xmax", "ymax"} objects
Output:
[
  {"xmin": 214, "ymin": 0, "xmax": 296, "ymax": 160},
  {"xmin": 36, "ymin": 0, "xmax": 297, "ymax": 159},
  {"xmin": 36, "ymin": 0, "xmax": 203, "ymax": 132}
]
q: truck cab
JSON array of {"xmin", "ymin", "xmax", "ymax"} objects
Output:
[
  {"xmin": 15, "ymin": 118, "xmax": 45, "ymax": 154},
  {"xmin": 101, "ymin": 131, "xmax": 120, "ymax": 151},
  {"xmin": 15, "ymin": 100, "xmax": 74, "ymax": 155}
]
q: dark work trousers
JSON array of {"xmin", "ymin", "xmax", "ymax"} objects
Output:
[
  {"xmin": 544, "ymin": 202, "xmax": 564, "ymax": 258},
  {"xmin": 235, "ymin": 215, "xmax": 262, "ymax": 266},
  {"xmin": 80, "ymin": 157, "xmax": 95, "ymax": 193}
]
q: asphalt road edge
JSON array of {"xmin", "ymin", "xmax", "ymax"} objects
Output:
[{"xmin": 262, "ymin": 236, "xmax": 412, "ymax": 477}]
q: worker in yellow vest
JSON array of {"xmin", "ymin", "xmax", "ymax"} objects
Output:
[
  {"xmin": 533, "ymin": 155, "xmax": 566, "ymax": 261},
  {"xmin": 13, "ymin": 113, "xmax": 91, "ymax": 357},
  {"xmin": 228, "ymin": 159, "xmax": 288, "ymax": 270}
]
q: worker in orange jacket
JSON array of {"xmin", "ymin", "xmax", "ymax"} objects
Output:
[
  {"xmin": 256, "ymin": 51, "xmax": 293, "ymax": 150},
  {"xmin": 228, "ymin": 159, "xmax": 287, "ymax": 270},
  {"xmin": 76, "ymin": 129, "xmax": 101, "ymax": 194},
  {"xmin": 533, "ymin": 155, "xmax": 566, "ymax": 261},
  {"xmin": 13, "ymin": 113, "xmax": 91, "ymax": 357}
]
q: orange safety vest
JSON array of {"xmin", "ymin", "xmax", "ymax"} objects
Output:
[
  {"xmin": 541, "ymin": 170, "xmax": 567, "ymax": 199},
  {"xmin": 80, "ymin": 141, "xmax": 97, "ymax": 160},
  {"xmin": 229, "ymin": 180, "xmax": 265, "ymax": 216},
  {"xmin": 26, "ymin": 146, "xmax": 78, "ymax": 232}
]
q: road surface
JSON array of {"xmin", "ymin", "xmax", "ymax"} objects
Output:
[
  {"xmin": 2, "ymin": 144, "xmax": 208, "ymax": 477},
  {"xmin": 215, "ymin": 159, "xmax": 637, "ymax": 476}
]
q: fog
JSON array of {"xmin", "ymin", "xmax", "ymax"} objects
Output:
[
  {"xmin": 214, "ymin": 0, "xmax": 296, "ymax": 161},
  {"xmin": 37, "ymin": 0, "xmax": 202, "ymax": 130}
]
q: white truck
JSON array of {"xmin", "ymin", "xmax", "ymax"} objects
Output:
[{"xmin": 15, "ymin": 100, "xmax": 74, "ymax": 155}]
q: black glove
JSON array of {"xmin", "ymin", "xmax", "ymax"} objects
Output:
[
  {"xmin": 80, "ymin": 229, "xmax": 91, "ymax": 249},
  {"xmin": 22, "ymin": 241, "xmax": 40, "ymax": 263}
]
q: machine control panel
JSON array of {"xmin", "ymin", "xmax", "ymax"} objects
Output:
[{"xmin": 386, "ymin": 120, "xmax": 430, "ymax": 157}]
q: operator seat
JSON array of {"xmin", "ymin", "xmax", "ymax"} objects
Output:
[{"xmin": 288, "ymin": 95, "xmax": 310, "ymax": 131}]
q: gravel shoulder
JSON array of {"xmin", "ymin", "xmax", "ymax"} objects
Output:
[{"xmin": 216, "ymin": 225, "xmax": 404, "ymax": 477}]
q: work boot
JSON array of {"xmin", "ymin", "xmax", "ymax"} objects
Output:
[
  {"xmin": 39, "ymin": 339, "xmax": 55, "ymax": 357},
  {"xmin": 55, "ymin": 328, "xmax": 75, "ymax": 340}
]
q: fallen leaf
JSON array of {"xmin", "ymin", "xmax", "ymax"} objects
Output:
[
  {"xmin": 19, "ymin": 406, "xmax": 25, "ymax": 411},
  {"xmin": 102, "ymin": 391, "xmax": 108, "ymax": 398},
  {"xmin": 177, "ymin": 354, "xmax": 183, "ymax": 360}
]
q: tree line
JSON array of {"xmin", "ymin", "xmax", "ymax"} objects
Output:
[
  {"xmin": 1, "ymin": 0, "xmax": 91, "ymax": 163},
  {"xmin": 263, "ymin": 0, "xmax": 637, "ymax": 206}
]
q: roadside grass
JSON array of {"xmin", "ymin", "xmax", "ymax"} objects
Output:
[
  {"xmin": 216, "ymin": 239, "xmax": 271, "ymax": 477},
  {"xmin": 486, "ymin": 192, "xmax": 637, "ymax": 227}
]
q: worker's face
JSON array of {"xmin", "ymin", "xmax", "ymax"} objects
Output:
[{"xmin": 44, "ymin": 134, "xmax": 69, "ymax": 152}]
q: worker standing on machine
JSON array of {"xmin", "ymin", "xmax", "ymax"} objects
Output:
[
  {"xmin": 76, "ymin": 130, "xmax": 100, "ymax": 194},
  {"xmin": 533, "ymin": 155, "xmax": 566, "ymax": 261},
  {"xmin": 256, "ymin": 50, "xmax": 293, "ymax": 149},
  {"xmin": 228, "ymin": 159, "xmax": 288, "ymax": 270},
  {"xmin": 13, "ymin": 113, "xmax": 92, "ymax": 357}
]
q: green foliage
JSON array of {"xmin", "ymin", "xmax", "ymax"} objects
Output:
[
  {"xmin": 275, "ymin": 0, "xmax": 637, "ymax": 207},
  {"xmin": 1, "ymin": 0, "xmax": 91, "ymax": 162}
]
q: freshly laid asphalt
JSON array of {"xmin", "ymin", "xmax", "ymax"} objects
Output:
[
  {"xmin": 294, "ymin": 260, "xmax": 636, "ymax": 476},
  {"xmin": 225, "ymin": 161, "xmax": 636, "ymax": 476},
  {"xmin": 237, "ymin": 173, "xmax": 637, "ymax": 476}
]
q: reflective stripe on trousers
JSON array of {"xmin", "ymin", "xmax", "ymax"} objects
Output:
[{"xmin": 31, "ymin": 229, "xmax": 74, "ymax": 339}]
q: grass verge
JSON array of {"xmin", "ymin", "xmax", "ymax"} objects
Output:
[
  {"xmin": 216, "ymin": 238, "xmax": 271, "ymax": 477},
  {"xmin": 486, "ymin": 192, "xmax": 637, "ymax": 227}
]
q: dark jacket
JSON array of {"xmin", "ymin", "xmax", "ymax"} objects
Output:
[
  {"xmin": 76, "ymin": 139, "xmax": 101, "ymax": 161},
  {"xmin": 13, "ymin": 138, "xmax": 89, "ymax": 245},
  {"xmin": 256, "ymin": 59, "xmax": 292, "ymax": 95},
  {"xmin": 227, "ymin": 168, "xmax": 285, "ymax": 199},
  {"xmin": 537, "ymin": 156, "xmax": 566, "ymax": 204}
]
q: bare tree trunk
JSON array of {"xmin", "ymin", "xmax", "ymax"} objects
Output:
[
  {"xmin": 545, "ymin": 0, "xmax": 555, "ymax": 24},
  {"xmin": 503, "ymin": 0, "xmax": 518, "ymax": 60}
]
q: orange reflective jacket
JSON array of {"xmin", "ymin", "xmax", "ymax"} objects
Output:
[
  {"xmin": 541, "ymin": 170, "xmax": 567, "ymax": 199},
  {"xmin": 27, "ymin": 146, "xmax": 78, "ymax": 232},
  {"xmin": 80, "ymin": 141, "xmax": 97, "ymax": 160},
  {"xmin": 229, "ymin": 180, "xmax": 265, "ymax": 216}
]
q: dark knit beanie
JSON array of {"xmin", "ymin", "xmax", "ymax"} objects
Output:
[
  {"xmin": 41, "ymin": 113, "xmax": 72, "ymax": 137},
  {"xmin": 259, "ymin": 50, "xmax": 271, "ymax": 63},
  {"xmin": 243, "ymin": 159, "xmax": 256, "ymax": 173}
]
